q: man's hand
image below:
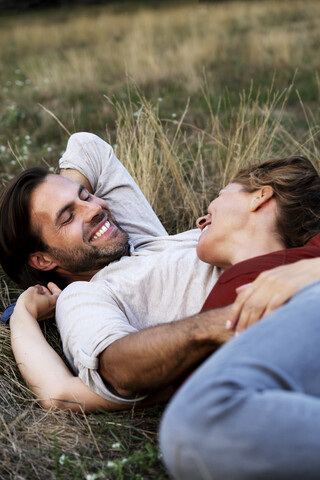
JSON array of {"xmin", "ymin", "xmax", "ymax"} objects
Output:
[
  {"xmin": 228, "ymin": 258, "xmax": 320, "ymax": 333},
  {"xmin": 60, "ymin": 168, "xmax": 93, "ymax": 193},
  {"xmin": 15, "ymin": 282, "xmax": 61, "ymax": 321}
]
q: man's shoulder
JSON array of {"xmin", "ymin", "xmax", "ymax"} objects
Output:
[{"xmin": 57, "ymin": 280, "xmax": 107, "ymax": 304}]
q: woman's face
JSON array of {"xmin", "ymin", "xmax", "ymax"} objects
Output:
[{"xmin": 196, "ymin": 182, "xmax": 255, "ymax": 266}]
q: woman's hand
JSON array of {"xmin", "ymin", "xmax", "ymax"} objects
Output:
[
  {"xmin": 227, "ymin": 258, "xmax": 320, "ymax": 333},
  {"xmin": 15, "ymin": 282, "xmax": 61, "ymax": 322}
]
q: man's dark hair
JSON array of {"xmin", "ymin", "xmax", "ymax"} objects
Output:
[{"xmin": 0, "ymin": 167, "xmax": 67, "ymax": 289}]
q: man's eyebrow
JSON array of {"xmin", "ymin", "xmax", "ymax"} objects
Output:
[{"xmin": 55, "ymin": 185, "xmax": 86, "ymax": 225}]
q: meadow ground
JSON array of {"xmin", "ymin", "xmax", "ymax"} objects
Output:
[{"xmin": 0, "ymin": 0, "xmax": 320, "ymax": 478}]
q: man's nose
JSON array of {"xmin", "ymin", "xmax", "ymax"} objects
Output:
[
  {"xmin": 81, "ymin": 200, "xmax": 103, "ymax": 221},
  {"xmin": 196, "ymin": 214, "xmax": 209, "ymax": 229}
]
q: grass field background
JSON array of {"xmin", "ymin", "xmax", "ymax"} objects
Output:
[{"xmin": 0, "ymin": 1, "xmax": 320, "ymax": 478}]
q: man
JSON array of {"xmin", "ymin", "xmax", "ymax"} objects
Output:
[
  {"xmin": 1, "ymin": 132, "xmax": 233, "ymax": 410},
  {"xmin": 2, "ymin": 133, "xmax": 320, "ymax": 412}
]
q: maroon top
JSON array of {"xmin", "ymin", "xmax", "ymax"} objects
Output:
[{"xmin": 201, "ymin": 233, "xmax": 320, "ymax": 312}]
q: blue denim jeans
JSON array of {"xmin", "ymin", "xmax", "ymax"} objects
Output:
[{"xmin": 160, "ymin": 280, "xmax": 320, "ymax": 480}]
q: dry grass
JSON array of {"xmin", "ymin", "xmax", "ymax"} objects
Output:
[
  {"xmin": 2, "ymin": 1, "xmax": 319, "ymax": 96},
  {"xmin": 0, "ymin": 1, "xmax": 320, "ymax": 478},
  {"xmin": 109, "ymin": 82, "xmax": 320, "ymax": 233},
  {"xmin": 0, "ymin": 275, "xmax": 168, "ymax": 480},
  {"xmin": 1, "ymin": 83, "xmax": 319, "ymax": 478}
]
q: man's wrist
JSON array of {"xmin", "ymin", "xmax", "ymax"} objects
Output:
[
  {"xmin": 181, "ymin": 305, "xmax": 234, "ymax": 347},
  {"xmin": 11, "ymin": 301, "xmax": 38, "ymax": 324}
]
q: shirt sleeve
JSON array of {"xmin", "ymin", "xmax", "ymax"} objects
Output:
[
  {"xmin": 55, "ymin": 280, "xmax": 147, "ymax": 405},
  {"xmin": 59, "ymin": 132, "xmax": 168, "ymax": 240}
]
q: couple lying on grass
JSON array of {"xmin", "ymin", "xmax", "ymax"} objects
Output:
[{"xmin": 1, "ymin": 132, "xmax": 320, "ymax": 479}]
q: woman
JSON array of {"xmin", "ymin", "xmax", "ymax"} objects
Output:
[
  {"xmin": 197, "ymin": 156, "xmax": 320, "ymax": 329},
  {"xmin": 9, "ymin": 155, "xmax": 320, "ymax": 412},
  {"xmin": 160, "ymin": 158, "xmax": 320, "ymax": 480}
]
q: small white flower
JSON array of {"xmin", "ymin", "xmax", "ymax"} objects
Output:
[
  {"xmin": 49, "ymin": 166, "xmax": 55, "ymax": 172},
  {"xmin": 171, "ymin": 113, "xmax": 177, "ymax": 118},
  {"xmin": 43, "ymin": 78, "xmax": 49, "ymax": 84},
  {"xmin": 10, "ymin": 160, "xmax": 16, "ymax": 165},
  {"xmin": 25, "ymin": 135, "xmax": 30, "ymax": 140},
  {"xmin": 34, "ymin": 86, "xmax": 39, "ymax": 91},
  {"xmin": 86, "ymin": 474, "xmax": 99, "ymax": 480},
  {"xmin": 25, "ymin": 78, "xmax": 31, "ymax": 84},
  {"xmin": 133, "ymin": 106, "xmax": 143, "ymax": 118},
  {"xmin": 0, "ymin": 146, "xmax": 6, "ymax": 152},
  {"xmin": 86, "ymin": 475, "xmax": 99, "ymax": 480},
  {"xmin": 157, "ymin": 97, "xmax": 163, "ymax": 102},
  {"xmin": 107, "ymin": 460, "xmax": 116, "ymax": 468},
  {"xmin": 15, "ymin": 80, "xmax": 24, "ymax": 87},
  {"xmin": 121, "ymin": 458, "xmax": 128, "ymax": 464},
  {"xmin": 15, "ymin": 69, "xmax": 21, "ymax": 74},
  {"xmin": 59, "ymin": 454, "xmax": 67, "ymax": 465},
  {"xmin": 112, "ymin": 442, "xmax": 121, "ymax": 449},
  {"xmin": 47, "ymin": 146, "xmax": 52, "ymax": 152}
]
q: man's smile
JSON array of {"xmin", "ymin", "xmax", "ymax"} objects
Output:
[{"xmin": 89, "ymin": 217, "xmax": 113, "ymax": 242}]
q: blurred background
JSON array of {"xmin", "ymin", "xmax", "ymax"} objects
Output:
[{"xmin": 1, "ymin": 1, "xmax": 319, "ymax": 228}]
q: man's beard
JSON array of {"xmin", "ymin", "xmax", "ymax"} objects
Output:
[{"xmin": 46, "ymin": 220, "xmax": 130, "ymax": 274}]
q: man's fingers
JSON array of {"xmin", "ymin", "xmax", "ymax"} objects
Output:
[
  {"xmin": 47, "ymin": 282, "xmax": 62, "ymax": 296},
  {"xmin": 34, "ymin": 284, "xmax": 47, "ymax": 295}
]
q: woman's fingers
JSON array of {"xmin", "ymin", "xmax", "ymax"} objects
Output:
[
  {"xmin": 233, "ymin": 284, "xmax": 270, "ymax": 332},
  {"xmin": 228, "ymin": 259, "xmax": 320, "ymax": 334},
  {"xmin": 227, "ymin": 283, "xmax": 254, "ymax": 330}
]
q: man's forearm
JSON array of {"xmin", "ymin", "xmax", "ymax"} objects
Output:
[{"xmin": 99, "ymin": 306, "xmax": 233, "ymax": 397}]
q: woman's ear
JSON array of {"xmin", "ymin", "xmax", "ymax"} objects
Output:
[
  {"xmin": 250, "ymin": 186, "xmax": 274, "ymax": 212},
  {"xmin": 28, "ymin": 252, "xmax": 58, "ymax": 271}
]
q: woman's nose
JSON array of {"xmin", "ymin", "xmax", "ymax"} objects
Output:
[{"xmin": 196, "ymin": 214, "xmax": 209, "ymax": 229}]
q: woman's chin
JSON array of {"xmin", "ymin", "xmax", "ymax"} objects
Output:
[{"xmin": 196, "ymin": 244, "xmax": 213, "ymax": 265}]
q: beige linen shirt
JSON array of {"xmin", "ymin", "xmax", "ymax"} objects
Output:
[{"xmin": 56, "ymin": 132, "xmax": 218, "ymax": 404}]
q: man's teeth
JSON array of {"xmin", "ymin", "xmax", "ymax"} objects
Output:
[{"xmin": 92, "ymin": 220, "xmax": 110, "ymax": 240}]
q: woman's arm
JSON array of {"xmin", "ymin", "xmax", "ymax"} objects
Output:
[{"xmin": 10, "ymin": 284, "xmax": 125, "ymax": 412}]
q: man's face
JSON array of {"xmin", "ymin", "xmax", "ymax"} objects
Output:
[
  {"xmin": 196, "ymin": 182, "xmax": 252, "ymax": 266},
  {"xmin": 29, "ymin": 174, "xmax": 129, "ymax": 275}
]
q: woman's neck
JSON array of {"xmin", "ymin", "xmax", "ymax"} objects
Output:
[{"xmin": 224, "ymin": 231, "xmax": 285, "ymax": 269}]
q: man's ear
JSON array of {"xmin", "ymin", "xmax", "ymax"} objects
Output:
[
  {"xmin": 28, "ymin": 252, "xmax": 58, "ymax": 271},
  {"xmin": 250, "ymin": 186, "xmax": 274, "ymax": 212}
]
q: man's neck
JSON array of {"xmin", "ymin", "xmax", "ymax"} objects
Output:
[{"xmin": 56, "ymin": 268, "xmax": 99, "ymax": 284}]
